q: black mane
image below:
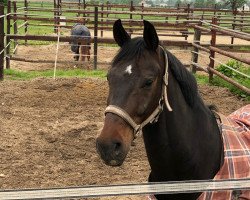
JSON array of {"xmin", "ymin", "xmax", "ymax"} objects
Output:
[
  {"xmin": 113, "ymin": 37, "xmax": 198, "ymax": 107},
  {"xmin": 165, "ymin": 49, "xmax": 198, "ymax": 107}
]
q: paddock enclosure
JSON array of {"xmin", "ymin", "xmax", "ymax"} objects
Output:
[
  {"xmin": 0, "ymin": 0, "xmax": 250, "ymax": 199},
  {"xmin": 0, "ymin": 77, "xmax": 248, "ymax": 200}
]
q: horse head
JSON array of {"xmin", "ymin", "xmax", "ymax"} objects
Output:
[{"xmin": 96, "ymin": 19, "xmax": 167, "ymax": 166}]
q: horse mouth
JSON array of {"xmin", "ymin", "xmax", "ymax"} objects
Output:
[
  {"xmin": 96, "ymin": 138, "xmax": 129, "ymax": 167},
  {"xmin": 97, "ymin": 151, "xmax": 126, "ymax": 167},
  {"xmin": 104, "ymin": 159, "xmax": 124, "ymax": 167}
]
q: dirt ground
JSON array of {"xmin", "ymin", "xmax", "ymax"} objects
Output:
[{"xmin": 1, "ymin": 36, "xmax": 249, "ymax": 199}]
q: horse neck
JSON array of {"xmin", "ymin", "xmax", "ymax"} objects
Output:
[{"xmin": 142, "ymin": 69, "xmax": 223, "ymax": 182}]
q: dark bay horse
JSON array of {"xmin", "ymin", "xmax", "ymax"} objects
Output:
[
  {"xmin": 70, "ymin": 23, "xmax": 91, "ymax": 62},
  {"xmin": 96, "ymin": 19, "xmax": 249, "ymax": 200}
]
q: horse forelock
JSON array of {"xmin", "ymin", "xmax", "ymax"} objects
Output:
[{"xmin": 112, "ymin": 37, "xmax": 146, "ymax": 67}]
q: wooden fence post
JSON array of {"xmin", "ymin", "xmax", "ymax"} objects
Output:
[
  {"xmin": 209, "ymin": 17, "xmax": 217, "ymax": 82},
  {"xmin": 6, "ymin": 0, "xmax": 11, "ymax": 69},
  {"xmin": 141, "ymin": 2, "xmax": 144, "ymax": 20},
  {"xmin": 77, "ymin": 0, "xmax": 80, "ymax": 17},
  {"xmin": 0, "ymin": 3, "xmax": 4, "ymax": 80},
  {"xmin": 190, "ymin": 21, "xmax": 202, "ymax": 73},
  {"xmin": 101, "ymin": 3, "xmax": 104, "ymax": 37},
  {"xmin": 83, "ymin": 0, "xmax": 86, "ymax": 9},
  {"xmin": 13, "ymin": 1, "xmax": 18, "ymax": 54},
  {"xmin": 176, "ymin": 3, "xmax": 179, "ymax": 24},
  {"xmin": 240, "ymin": 8, "xmax": 244, "ymax": 31},
  {"xmin": 106, "ymin": 1, "xmax": 109, "ymax": 19},
  {"xmin": 83, "ymin": 0, "xmax": 86, "ymax": 24},
  {"xmin": 214, "ymin": 4, "xmax": 217, "ymax": 15},
  {"xmin": 58, "ymin": 0, "xmax": 61, "ymax": 28},
  {"xmin": 94, "ymin": 6, "xmax": 98, "ymax": 70},
  {"xmin": 186, "ymin": 3, "xmax": 190, "ymax": 21},
  {"xmin": 129, "ymin": 1, "xmax": 133, "ymax": 36},
  {"xmin": 58, "ymin": 0, "xmax": 62, "ymax": 16},
  {"xmin": 231, "ymin": 14, "xmax": 236, "ymax": 45},
  {"xmin": 54, "ymin": 0, "xmax": 57, "ymax": 33},
  {"xmin": 24, "ymin": 0, "xmax": 28, "ymax": 45}
]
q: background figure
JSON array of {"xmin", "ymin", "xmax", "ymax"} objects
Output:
[{"xmin": 70, "ymin": 23, "xmax": 91, "ymax": 62}]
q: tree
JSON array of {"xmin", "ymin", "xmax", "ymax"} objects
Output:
[
  {"xmin": 175, "ymin": 0, "xmax": 182, "ymax": 7},
  {"xmin": 221, "ymin": 0, "xmax": 247, "ymax": 12},
  {"xmin": 194, "ymin": 0, "xmax": 205, "ymax": 8},
  {"xmin": 206, "ymin": 0, "xmax": 216, "ymax": 8},
  {"xmin": 0, "ymin": 0, "xmax": 7, "ymax": 5}
]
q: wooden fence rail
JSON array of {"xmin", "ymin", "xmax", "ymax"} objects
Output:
[{"xmin": 191, "ymin": 17, "xmax": 250, "ymax": 94}]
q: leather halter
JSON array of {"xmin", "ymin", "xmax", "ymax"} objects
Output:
[{"xmin": 105, "ymin": 46, "xmax": 173, "ymax": 139}]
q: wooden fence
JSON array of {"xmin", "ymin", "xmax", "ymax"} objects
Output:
[
  {"xmin": 2, "ymin": 0, "xmax": 197, "ymax": 73},
  {"xmin": 0, "ymin": 1, "xmax": 249, "ymax": 95},
  {"xmin": 59, "ymin": 0, "xmax": 250, "ymax": 31},
  {"xmin": 191, "ymin": 17, "xmax": 250, "ymax": 94}
]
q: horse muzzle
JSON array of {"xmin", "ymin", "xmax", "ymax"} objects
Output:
[
  {"xmin": 96, "ymin": 137, "xmax": 126, "ymax": 166},
  {"xmin": 96, "ymin": 113, "xmax": 134, "ymax": 166}
]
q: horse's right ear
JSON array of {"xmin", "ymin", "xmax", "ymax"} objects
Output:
[{"xmin": 113, "ymin": 19, "xmax": 131, "ymax": 47}]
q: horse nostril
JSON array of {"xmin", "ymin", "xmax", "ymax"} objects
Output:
[{"xmin": 113, "ymin": 141, "xmax": 122, "ymax": 155}]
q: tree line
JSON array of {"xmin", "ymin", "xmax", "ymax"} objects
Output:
[
  {"xmin": 87, "ymin": 0, "xmax": 249, "ymax": 11},
  {"xmin": 191, "ymin": 0, "xmax": 248, "ymax": 10},
  {"xmin": 0, "ymin": 0, "xmax": 7, "ymax": 5}
]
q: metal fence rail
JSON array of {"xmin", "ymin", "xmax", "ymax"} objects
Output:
[{"xmin": 0, "ymin": 179, "xmax": 249, "ymax": 200}]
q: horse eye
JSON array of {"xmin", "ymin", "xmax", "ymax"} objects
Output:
[{"xmin": 143, "ymin": 79, "xmax": 153, "ymax": 88}]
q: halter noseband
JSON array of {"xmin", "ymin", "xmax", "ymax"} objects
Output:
[{"xmin": 105, "ymin": 46, "xmax": 173, "ymax": 139}]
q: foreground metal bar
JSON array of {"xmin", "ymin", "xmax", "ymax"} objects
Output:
[{"xmin": 0, "ymin": 179, "xmax": 249, "ymax": 200}]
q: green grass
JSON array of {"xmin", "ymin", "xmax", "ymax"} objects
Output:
[
  {"xmin": 212, "ymin": 59, "xmax": 250, "ymax": 100},
  {"xmin": 240, "ymin": 46, "xmax": 250, "ymax": 51},
  {"xmin": 194, "ymin": 72, "xmax": 250, "ymax": 101},
  {"xmin": 194, "ymin": 73, "xmax": 209, "ymax": 85},
  {"xmin": 4, "ymin": 68, "xmax": 107, "ymax": 80},
  {"xmin": 3, "ymin": 68, "xmax": 249, "ymax": 100},
  {"xmin": 211, "ymin": 76, "xmax": 250, "ymax": 100}
]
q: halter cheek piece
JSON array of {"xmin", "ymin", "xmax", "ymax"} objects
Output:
[{"xmin": 105, "ymin": 46, "xmax": 173, "ymax": 139}]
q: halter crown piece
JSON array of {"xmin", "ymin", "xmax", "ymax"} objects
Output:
[{"xmin": 105, "ymin": 46, "xmax": 173, "ymax": 139}]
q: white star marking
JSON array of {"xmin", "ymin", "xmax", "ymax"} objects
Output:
[{"xmin": 125, "ymin": 64, "xmax": 132, "ymax": 75}]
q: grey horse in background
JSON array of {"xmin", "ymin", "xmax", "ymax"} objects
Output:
[{"xmin": 70, "ymin": 23, "xmax": 91, "ymax": 62}]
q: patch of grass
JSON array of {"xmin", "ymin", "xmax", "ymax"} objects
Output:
[
  {"xmin": 4, "ymin": 69, "xmax": 107, "ymax": 80},
  {"xmin": 194, "ymin": 74, "xmax": 209, "ymax": 85},
  {"xmin": 194, "ymin": 72, "xmax": 249, "ymax": 101},
  {"xmin": 240, "ymin": 46, "xmax": 250, "ymax": 51},
  {"xmin": 211, "ymin": 76, "xmax": 250, "ymax": 101},
  {"xmin": 213, "ymin": 60, "xmax": 250, "ymax": 100}
]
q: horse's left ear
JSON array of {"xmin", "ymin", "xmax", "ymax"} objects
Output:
[{"xmin": 143, "ymin": 20, "xmax": 159, "ymax": 51}]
